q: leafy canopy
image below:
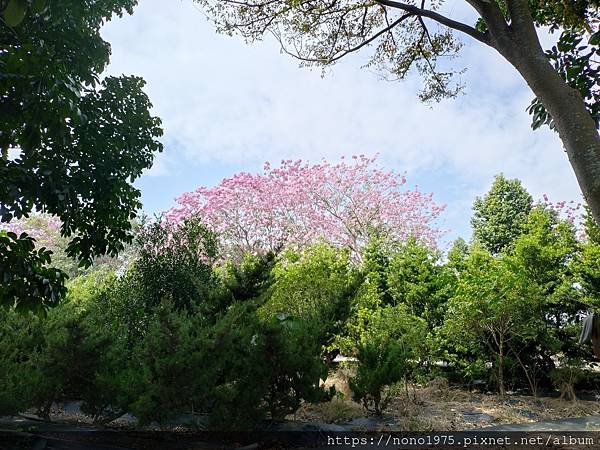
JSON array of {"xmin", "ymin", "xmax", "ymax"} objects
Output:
[
  {"xmin": 195, "ymin": 0, "xmax": 599, "ymax": 113},
  {"xmin": 0, "ymin": 0, "xmax": 163, "ymax": 308},
  {"xmin": 471, "ymin": 174, "xmax": 533, "ymax": 255}
]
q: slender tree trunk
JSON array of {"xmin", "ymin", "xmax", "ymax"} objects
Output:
[
  {"xmin": 498, "ymin": 344, "xmax": 505, "ymax": 397},
  {"xmin": 486, "ymin": 9, "xmax": 600, "ymax": 223},
  {"xmin": 509, "ymin": 342, "xmax": 538, "ymax": 397}
]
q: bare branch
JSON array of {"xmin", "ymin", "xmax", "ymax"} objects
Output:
[
  {"xmin": 381, "ymin": 4, "xmax": 397, "ymax": 47},
  {"xmin": 271, "ymin": 11, "xmax": 414, "ymax": 64},
  {"xmin": 415, "ymin": 19, "xmax": 448, "ymax": 94},
  {"xmin": 373, "ymin": 0, "xmax": 490, "ymax": 45},
  {"xmin": 328, "ymin": 12, "xmax": 413, "ymax": 62},
  {"xmin": 220, "ymin": 0, "xmax": 280, "ymax": 8}
]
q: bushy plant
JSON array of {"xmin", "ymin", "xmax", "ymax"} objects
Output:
[
  {"xmin": 386, "ymin": 237, "xmax": 455, "ymax": 327},
  {"xmin": 260, "ymin": 244, "xmax": 359, "ymax": 347},
  {"xmin": 0, "ymin": 308, "xmax": 42, "ymax": 416},
  {"xmin": 440, "ymin": 247, "xmax": 546, "ymax": 396},
  {"xmin": 26, "ymin": 271, "xmax": 132, "ymax": 421},
  {"xmin": 129, "ymin": 301, "xmax": 208, "ymax": 427},
  {"xmin": 127, "ymin": 217, "xmax": 223, "ymax": 314},
  {"xmin": 204, "ymin": 303, "xmax": 333, "ymax": 429},
  {"xmin": 201, "ymin": 301, "xmax": 268, "ymax": 429},
  {"xmin": 348, "ymin": 300, "xmax": 427, "ymax": 415},
  {"xmin": 259, "ymin": 313, "xmax": 334, "ymax": 419},
  {"xmin": 219, "ymin": 251, "xmax": 277, "ymax": 302}
]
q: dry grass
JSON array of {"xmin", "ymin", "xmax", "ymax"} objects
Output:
[
  {"xmin": 291, "ymin": 397, "xmax": 365, "ymax": 424},
  {"xmin": 300, "ymin": 370, "xmax": 600, "ymax": 431},
  {"xmin": 388, "ymin": 385, "xmax": 600, "ymax": 431}
]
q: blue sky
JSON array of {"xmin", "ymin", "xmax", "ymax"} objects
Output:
[{"xmin": 100, "ymin": 0, "xmax": 582, "ymax": 247}]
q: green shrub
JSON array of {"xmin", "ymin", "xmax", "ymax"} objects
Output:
[
  {"xmin": 129, "ymin": 301, "xmax": 208, "ymax": 426},
  {"xmin": 259, "ymin": 313, "xmax": 334, "ymax": 419},
  {"xmin": 103, "ymin": 218, "xmax": 227, "ymax": 348},
  {"xmin": 219, "ymin": 251, "xmax": 277, "ymax": 302},
  {"xmin": 0, "ymin": 309, "xmax": 42, "ymax": 416},
  {"xmin": 26, "ymin": 271, "xmax": 132, "ymax": 421},
  {"xmin": 201, "ymin": 302, "xmax": 269, "ymax": 429},
  {"xmin": 345, "ymin": 298, "xmax": 427, "ymax": 415},
  {"xmin": 204, "ymin": 302, "xmax": 333, "ymax": 429},
  {"xmin": 127, "ymin": 218, "xmax": 224, "ymax": 315},
  {"xmin": 386, "ymin": 237, "xmax": 455, "ymax": 327},
  {"xmin": 260, "ymin": 244, "xmax": 359, "ymax": 347}
]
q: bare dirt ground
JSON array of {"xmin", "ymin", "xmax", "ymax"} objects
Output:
[
  {"xmin": 3, "ymin": 374, "xmax": 600, "ymax": 449},
  {"xmin": 291, "ymin": 374, "xmax": 600, "ymax": 431},
  {"xmin": 8, "ymin": 372, "xmax": 600, "ymax": 434}
]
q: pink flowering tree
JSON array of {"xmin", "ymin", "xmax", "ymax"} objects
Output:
[
  {"xmin": 540, "ymin": 194, "xmax": 589, "ymax": 241},
  {"xmin": 166, "ymin": 155, "xmax": 445, "ymax": 260},
  {"xmin": 1, "ymin": 214, "xmax": 131, "ymax": 277},
  {"xmin": 1, "ymin": 214, "xmax": 63, "ymax": 248}
]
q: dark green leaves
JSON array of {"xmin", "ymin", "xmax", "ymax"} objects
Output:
[
  {"xmin": 529, "ymin": 0, "xmax": 599, "ymax": 31},
  {"xmin": 2, "ymin": 0, "xmax": 49, "ymax": 27},
  {"xmin": 3, "ymin": 0, "xmax": 27, "ymax": 27},
  {"xmin": 30, "ymin": 0, "xmax": 46, "ymax": 14},
  {"xmin": 4, "ymin": 0, "xmax": 27, "ymax": 27},
  {"xmin": 0, "ymin": 231, "xmax": 67, "ymax": 311},
  {"xmin": 0, "ymin": 0, "xmax": 162, "ymax": 309}
]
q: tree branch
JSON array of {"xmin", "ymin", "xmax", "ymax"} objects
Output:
[
  {"xmin": 374, "ymin": 0, "xmax": 490, "ymax": 45},
  {"xmin": 330, "ymin": 11, "xmax": 414, "ymax": 62},
  {"xmin": 270, "ymin": 12, "xmax": 414, "ymax": 63},
  {"xmin": 505, "ymin": 0, "xmax": 541, "ymax": 45},
  {"xmin": 463, "ymin": 0, "xmax": 512, "ymax": 49}
]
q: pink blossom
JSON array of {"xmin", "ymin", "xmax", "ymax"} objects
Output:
[
  {"xmin": 540, "ymin": 195, "xmax": 584, "ymax": 239},
  {"xmin": 165, "ymin": 155, "xmax": 445, "ymax": 260},
  {"xmin": 0, "ymin": 214, "xmax": 62, "ymax": 246}
]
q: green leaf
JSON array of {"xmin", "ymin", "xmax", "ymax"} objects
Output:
[
  {"xmin": 3, "ymin": 0, "xmax": 27, "ymax": 27},
  {"xmin": 590, "ymin": 31, "xmax": 600, "ymax": 46},
  {"xmin": 31, "ymin": 0, "xmax": 46, "ymax": 14}
]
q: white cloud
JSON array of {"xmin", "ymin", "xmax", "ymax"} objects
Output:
[{"xmin": 102, "ymin": 0, "xmax": 583, "ymax": 238}]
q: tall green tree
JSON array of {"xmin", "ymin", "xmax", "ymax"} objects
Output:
[
  {"xmin": 0, "ymin": 0, "xmax": 163, "ymax": 308},
  {"xmin": 471, "ymin": 174, "xmax": 533, "ymax": 254},
  {"xmin": 574, "ymin": 206, "xmax": 600, "ymax": 310},
  {"xmin": 442, "ymin": 247, "xmax": 544, "ymax": 396},
  {"xmin": 386, "ymin": 237, "xmax": 454, "ymax": 327},
  {"xmin": 510, "ymin": 206, "xmax": 584, "ymax": 384},
  {"xmin": 447, "ymin": 237, "xmax": 470, "ymax": 273},
  {"xmin": 512, "ymin": 206, "xmax": 580, "ymax": 324},
  {"xmin": 194, "ymin": 0, "xmax": 600, "ymax": 222}
]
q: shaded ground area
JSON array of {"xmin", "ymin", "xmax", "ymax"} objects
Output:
[
  {"xmin": 1, "ymin": 416, "xmax": 600, "ymax": 450},
  {"xmin": 2, "ymin": 379, "xmax": 600, "ymax": 449}
]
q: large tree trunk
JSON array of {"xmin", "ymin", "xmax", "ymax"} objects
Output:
[
  {"xmin": 485, "ymin": 6, "xmax": 600, "ymax": 223},
  {"xmin": 509, "ymin": 50, "xmax": 600, "ymax": 223}
]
